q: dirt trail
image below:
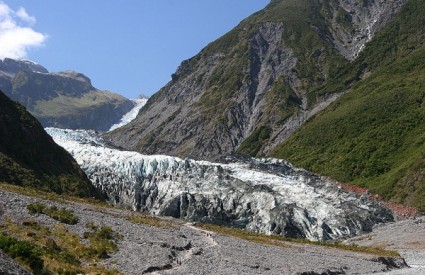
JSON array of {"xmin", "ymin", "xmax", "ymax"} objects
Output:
[{"xmin": 183, "ymin": 223, "xmax": 218, "ymax": 248}]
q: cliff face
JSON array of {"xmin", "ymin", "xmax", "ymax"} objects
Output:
[
  {"xmin": 0, "ymin": 59, "xmax": 133, "ymax": 131},
  {"xmin": 325, "ymin": 0, "xmax": 407, "ymax": 60},
  {"xmin": 0, "ymin": 91, "xmax": 104, "ymax": 199},
  {"xmin": 108, "ymin": 0, "xmax": 406, "ymax": 161}
]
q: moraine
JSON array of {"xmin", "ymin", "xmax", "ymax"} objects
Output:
[{"xmin": 46, "ymin": 127, "xmax": 393, "ymax": 241}]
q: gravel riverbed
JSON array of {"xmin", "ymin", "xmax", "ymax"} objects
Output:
[{"xmin": 0, "ymin": 189, "xmax": 414, "ymax": 274}]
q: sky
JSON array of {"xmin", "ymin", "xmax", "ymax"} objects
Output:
[{"xmin": 0, "ymin": 1, "xmax": 270, "ymax": 98}]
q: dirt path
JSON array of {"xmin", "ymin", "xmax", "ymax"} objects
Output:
[{"xmin": 183, "ymin": 223, "xmax": 218, "ymax": 248}]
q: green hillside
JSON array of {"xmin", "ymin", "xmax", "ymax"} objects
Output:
[
  {"xmin": 0, "ymin": 66, "xmax": 133, "ymax": 131},
  {"xmin": 272, "ymin": 0, "xmax": 425, "ymax": 211},
  {"xmin": 0, "ymin": 91, "xmax": 104, "ymax": 199}
]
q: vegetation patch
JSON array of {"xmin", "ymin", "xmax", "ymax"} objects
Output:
[
  {"xmin": 1, "ymin": 219, "xmax": 120, "ymax": 274},
  {"xmin": 127, "ymin": 213, "xmax": 178, "ymax": 228},
  {"xmin": 237, "ymin": 126, "xmax": 272, "ymax": 156},
  {"xmin": 0, "ymin": 233, "xmax": 45, "ymax": 273},
  {"xmin": 83, "ymin": 222, "xmax": 122, "ymax": 260},
  {"xmin": 195, "ymin": 223, "xmax": 399, "ymax": 257},
  {"xmin": 27, "ymin": 202, "xmax": 79, "ymax": 225}
]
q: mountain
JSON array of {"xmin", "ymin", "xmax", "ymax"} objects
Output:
[
  {"xmin": 0, "ymin": 58, "xmax": 134, "ymax": 131},
  {"xmin": 272, "ymin": 0, "xmax": 425, "ymax": 212},
  {"xmin": 48, "ymin": 127, "xmax": 393, "ymax": 241},
  {"xmin": 0, "ymin": 91, "xmax": 104, "ymax": 198},
  {"xmin": 106, "ymin": 0, "xmax": 425, "ymax": 211},
  {"xmin": 107, "ymin": 0, "xmax": 406, "ymax": 160}
]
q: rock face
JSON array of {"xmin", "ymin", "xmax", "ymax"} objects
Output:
[
  {"xmin": 0, "ymin": 91, "xmax": 104, "ymax": 199},
  {"xmin": 327, "ymin": 0, "xmax": 407, "ymax": 60},
  {"xmin": 0, "ymin": 58, "xmax": 48, "ymax": 75},
  {"xmin": 108, "ymin": 0, "xmax": 406, "ymax": 161},
  {"xmin": 0, "ymin": 249, "xmax": 31, "ymax": 275},
  {"xmin": 48, "ymin": 128, "xmax": 394, "ymax": 241},
  {"xmin": 0, "ymin": 58, "xmax": 133, "ymax": 131}
]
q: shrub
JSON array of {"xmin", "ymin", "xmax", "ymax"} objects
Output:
[
  {"xmin": 27, "ymin": 202, "xmax": 46, "ymax": 214},
  {"xmin": 83, "ymin": 224, "xmax": 120, "ymax": 260},
  {"xmin": 27, "ymin": 202, "xmax": 79, "ymax": 225},
  {"xmin": 0, "ymin": 233, "xmax": 44, "ymax": 273}
]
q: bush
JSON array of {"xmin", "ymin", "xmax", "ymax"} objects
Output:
[
  {"xmin": 45, "ymin": 207, "xmax": 79, "ymax": 225},
  {"xmin": 27, "ymin": 202, "xmax": 46, "ymax": 214},
  {"xmin": 83, "ymin": 224, "xmax": 120, "ymax": 260},
  {"xmin": 0, "ymin": 233, "xmax": 44, "ymax": 273},
  {"xmin": 27, "ymin": 202, "xmax": 79, "ymax": 225}
]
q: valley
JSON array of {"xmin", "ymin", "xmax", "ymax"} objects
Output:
[{"xmin": 1, "ymin": 0, "xmax": 425, "ymax": 273}]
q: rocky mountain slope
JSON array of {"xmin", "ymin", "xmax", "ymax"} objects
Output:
[
  {"xmin": 272, "ymin": 0, "xmax": 425, "ymax": 212},
  {"xmin": 0, "ymin": 91, "xmax": 103, "ymax": 199},
  {"xmin": 48, "ymin": 128, "xmax": 394, "ymax": 241},
  {"xmin": 0, "ymin": 58, "xmax": 134, "ymax": 131},
  {"xmin": 108, "ymin": 0, "xmax": 406, "ymax": 160}
]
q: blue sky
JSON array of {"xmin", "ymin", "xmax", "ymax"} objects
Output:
[{"xmin": 1, "ymin": 1, "xmax": 270, "ymax": 98}]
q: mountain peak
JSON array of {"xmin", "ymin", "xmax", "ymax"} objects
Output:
[{"xmin": 0, "ymin": 58, "xmax": 48, "ymax": 75}]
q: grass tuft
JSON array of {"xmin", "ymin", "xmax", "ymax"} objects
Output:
[
  {"xmin": 127, "ymin": 213, "xmax": 178, "ymax": 228},
  {"xmin": 27, "ymin": 202, "xmax": 79, "ymax": 225},
  {"xmin": 195, "ymin": 223, "xmax": 400, "ymax": 257}
]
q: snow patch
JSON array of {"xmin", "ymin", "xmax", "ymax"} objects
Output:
[{"xmin": 109, "ymin": 98, "xmax": 148, "ymax": 131}]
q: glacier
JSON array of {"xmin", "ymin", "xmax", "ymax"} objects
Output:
[
  {"xmin": 109, "ymin": 98, "xmax": 148, "ymax": 131},
  {"xmin": 46, "ymin": 128, "xmax": 393, "ymax": 241}
]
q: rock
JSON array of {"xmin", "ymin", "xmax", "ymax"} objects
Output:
[
  {"xmin": 0, "ymin": 189, "xmax": 408, "ymax": 275},
  {"xmin": 0, "ymin": 249, "xmax": 32, "ymax": 275}
]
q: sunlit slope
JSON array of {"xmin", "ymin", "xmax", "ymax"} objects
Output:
[{"xmin": 272, "ymin": 0, "xmax": 425, "ymax": 211}]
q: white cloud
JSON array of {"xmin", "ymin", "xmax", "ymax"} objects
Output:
[
  {"xmin": 16, "ymin": 7, "xmax": 36, "ymax": 25},
  {"xmin": 0, "ymin": 1, "xmax": 47, "ymax": 59}
]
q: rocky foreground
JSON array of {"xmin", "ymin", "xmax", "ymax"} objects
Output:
[
  {"xmin": 348, "ymin": 217, "xmax": 425, "ymax": 275},
  {"xmin": 0, "ymin": 189, "xmax": 411, "ymax": 274}
]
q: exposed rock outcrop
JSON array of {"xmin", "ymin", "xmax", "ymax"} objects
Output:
[
  {"xmin": 108, "ymin": 0, "xmax": 407, "ymax": 161},
  {"xmin": 327, "ymin": 0, "xmax": 408, "ymax": 60}
]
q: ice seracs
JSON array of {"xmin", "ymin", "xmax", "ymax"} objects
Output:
[{"xmin": 46, "ymin": 128, "xmax": 394, "ymax": 241}]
